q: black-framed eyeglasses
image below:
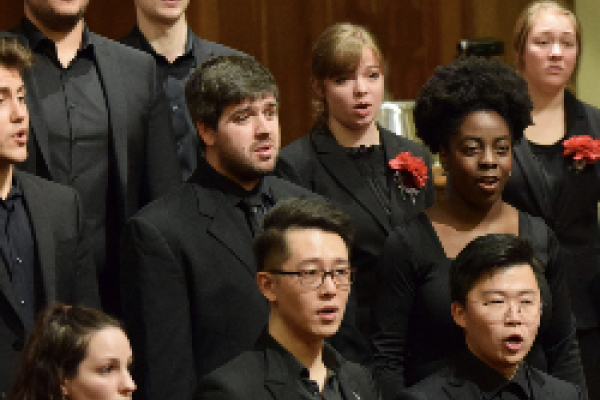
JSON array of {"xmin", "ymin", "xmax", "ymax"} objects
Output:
[{"xmin": 268, "ymin": 267, "xmax": 354, "ymax": 289}]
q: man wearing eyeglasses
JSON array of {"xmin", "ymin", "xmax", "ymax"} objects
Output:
[
  {"xmin": 398, "ymin": 233, "xmax": 584, "ymax": 400},
  {"xmin": 194, "ymin": 197, "xmax": 380, "ymax": 400}
]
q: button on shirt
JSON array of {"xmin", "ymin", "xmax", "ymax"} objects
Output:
[
  {"xmin": 125, "ymin": 26, "xmax": 198, "ymax": 180},
  {"xmin": 0, "ymin": 177, "xmax": 36, "ymax": 331},
  {"xmin": 21, "ymin": 18, "xmax": 111, "ymax": 274}
]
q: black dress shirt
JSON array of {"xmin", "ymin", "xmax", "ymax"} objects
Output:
[
  {"xmin": 0, "ymin": 175, "xmax": 36, "ymax": 330},
  {"xmin": 452, "ymin": 350, "xmax": 532, "ymax": 400},
  {"xmin": 265, "ymin": 333, "xmax": 346, "ymax": 400},
  {"xmin": 124, "ymin": 26, "xmax": 198, "ymax": 180},
  {"xmin": 20, "ymin": 18, "xmax": 112, "ymax": 276}
]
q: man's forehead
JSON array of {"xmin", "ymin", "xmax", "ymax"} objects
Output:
[
  {"xmin": 228, "ymin": 94, "xmax": 277, "ymax": 110},
  {"xmin": 0, "ymin": 66, "xmax": 25, "ymax": 88}
]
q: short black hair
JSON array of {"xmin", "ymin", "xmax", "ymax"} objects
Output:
[
  {"xmin": 185, "ymin": 55, "xmax": 278, "ymax": 133},
  {"xmin": 450, "ymin": 234, "xmax": 545, "ymax": 306},
  {"xmin": 253, "ymin": 197, "xmax": 354, "ymax": 272},
  {"xmin": 414, "ymin": 56, "xmax": 533, "ymax": 154}
]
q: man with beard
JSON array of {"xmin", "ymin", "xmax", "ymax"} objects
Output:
[
  {"xmin": 2, "ymin": 0, "xmax": 181, "ymax": 316},
  {"xmin": 120, "ymin": 56, "xmax": 315, "ymax": 400},
  {"xmin": 121, "ymin": 0, "xmax": 248, "ymax": 180}
]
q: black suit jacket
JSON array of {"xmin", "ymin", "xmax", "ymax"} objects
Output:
[
  {"xmin": 3, "ymin": 24, "xmax": 181, "ymax": 314},
  {"xmin": 503, "ymin": 91, "xmax": 600, "ymax": 329},
  {"xmin": 398, "ymin": 361, "xmax": 584, "ymax": 400},
  {"xmin": 194, "ymin": 332, "xmax": 381, "ymax": 400},
  {"xmin": 120, "ymin": 26, "xmax": 248, "ymax": 179},
  {"xmin": 276, "ymin": 123, "xmax": 435, "ymax": 363},
  {"xmin": 121, "ymin": 164, "xmax": 316, "ymax": 400},
  {"xmin": 0, "ymin": 170, "xmax": 99, "ymax": 398}
]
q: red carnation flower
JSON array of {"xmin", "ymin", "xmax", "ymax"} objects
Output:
[
  {"xmin": 389, "ymin": 152, "xmax": 428, "ymax": 203},
  {"xmin": 563, "ymin": 135, "xmax": 600, "ymax": 172}
]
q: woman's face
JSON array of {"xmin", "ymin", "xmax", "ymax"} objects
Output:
[
  {"xmin": 440, "ymin": 110, "xmax": 512, "ymax": 210},
  {"xmin": 322, "ymin": 46, "xmax": 384, "ymax": 133},
  {"xmin": 62, "ymin": 327, "xmax": 136, "ymax": 400},
  {"xmin": 521, "ymin": 8, "xmax": 578, "ymax": 92}
]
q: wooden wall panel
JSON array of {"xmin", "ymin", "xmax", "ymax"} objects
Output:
[{"xmin": 0, "ymin": 0, "xmax": 573, "ymax": 146}]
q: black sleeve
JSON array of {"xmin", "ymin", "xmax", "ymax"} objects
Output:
[
  {"xmin": 536, "ymin": 228, "xmax": 587, "ymax": 392},
  {"xmin": 372, "ymin": 228, "xmax": 421, "ymax": 400}
]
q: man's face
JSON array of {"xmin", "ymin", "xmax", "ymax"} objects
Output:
[
  {"xmin": 259, "ymin": 228, "xmax": 351, "ymax": 344},
  {"xmin": 452, "ymin": 264, "xmax": 542, "ymax": 378},
  {"xmin": 24, "ymin": 0, "xmax": 89, "ymax": 33},
  {"xmin": 0, "ymin": 67, "xmax": 28, "ymax": 167},
  {"xmin": 134, "ymin": 0, "xmax": 190, "ymax": 25},
  {"xmin": 199, "ymin": 95, "xmax": 280, "ymax": 190}
]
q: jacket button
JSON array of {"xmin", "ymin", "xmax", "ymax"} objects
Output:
[{"xmin": 13, "ymin": 338, "xmax": 24, "ymax": 351}]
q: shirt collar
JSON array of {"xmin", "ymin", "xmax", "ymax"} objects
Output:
[
  {"xmin": 21, "ymin": 17, "xmax": 93, "ymax": 51},
  {"xmin": 194, "ymin": 156, "xmax": 273, "ymax": 207},
  {"xmin": 263, "ymin": 332, "xmax": 342, "ymax": 379},
  {"xmin": 454, "ymin": 349, "xmax": 532, "ymax": 400},
  {"xmin": 129, "ymin": 24, "xmax": 194, "ymax": 64}
]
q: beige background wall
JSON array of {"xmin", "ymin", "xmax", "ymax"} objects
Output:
[{"xmin": 576, "ymin": 0, "xmax": 600, "ymax": 108}]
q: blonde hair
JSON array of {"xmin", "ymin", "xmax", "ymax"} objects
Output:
[
  {"xmin": 311, "ymin": 23, "xmax": 384, "ymax": 118},
  {"xmin": 513, "ymin": 0, "xmax": 581, "ymax": 72}
]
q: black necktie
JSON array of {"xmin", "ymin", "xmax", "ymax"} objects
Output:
[{"xmin": 240, "ymin": 196, "xmax": 268, "ymax": 237}]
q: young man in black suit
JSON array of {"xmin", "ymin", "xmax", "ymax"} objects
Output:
[
  {"xmin": 399, "ymin": 234, "xmax": 585, "ymax": 400},
  {"xmin": 121, "ymin": 55, "xmax": 315, "ymax": 400},
  {"xmin": 3, "ymin": 0, "xmax": 181, "ymax": 316},
  {"xmin": 0, "ymin": 37, "xmax": 99, "ymax": 399},
  {"xmin": 121, "ymin": 0, "xmax": 248, "ymax": 180},
  {"xmin": 195, "ymin": 197, "xmax": 380, "ymax": 400}
]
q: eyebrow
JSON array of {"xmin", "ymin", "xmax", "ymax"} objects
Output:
[
  {"xmin": 481, "ymin": 289, "xmax": 538, "ymax": 296},
  {"xmin": 296, "ymin": 258, "xmax": 349, "ymax": 267},
  {"xmin": 0, "ymin": 85, "xmax": 25, "ymax": 95}
]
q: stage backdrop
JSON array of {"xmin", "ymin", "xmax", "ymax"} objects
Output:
[{"xmin": 1, "ymin": 0, "xmax": 572, "ymax": 145}]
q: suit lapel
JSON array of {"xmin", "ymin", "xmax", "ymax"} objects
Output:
[
  {"xmin": 23, "ymin": 70, "xmax": 54, "ymax": 177},
  {"xmin": 511, "ymin": 139, "xmax": 551, "ymax": 218},
  {"xmin": 263, "ymin": 345, "xmax": 305, "ymax": 400},
  {"xmin": 191, "ymin": 34, "xmax": 216, "ymax": 68},
  {"xmin": 90, "ymin": 34, "xmax": 128, "ymax": 218},
  {"xmin": 17, "ymin": 171, "xmax": 57, "ymax": 304},
  {"xmin": 311, "ymin": 128, "xmax": 390, "ymax": 231},
  {"xmin": 337, "ymin": 365, "xmax": 366, "ymax": 400},
  {"xmin": 193, "ymin": 186, "xmax": 256, "ymax": 275},
  {"xmin": 381, "ymin": 128, "xmax": 417, "ymax": 225}
]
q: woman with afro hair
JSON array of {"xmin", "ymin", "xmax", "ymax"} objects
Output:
[{"xmin": 371, "ymin": 56, "xmax": 585, "ymax": 400}]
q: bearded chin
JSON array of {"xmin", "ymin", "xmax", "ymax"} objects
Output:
[{"xmin": 30, "ymin": 5, "xmax": 87, "ymax": 33}]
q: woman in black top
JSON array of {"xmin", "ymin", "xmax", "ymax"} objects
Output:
[
  {"xmin": 502, "ymin": 3, "xmax": 600, "ymax": 396},
  {"xmin": 276, "ymin": 23, "xmax": 435, "ymax": 364},
  {"xmin": 372, "ymin": 56, "xmax": 585, "ymax": 400}
]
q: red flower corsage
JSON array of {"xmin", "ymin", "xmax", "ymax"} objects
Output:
[
  {"xmin": 563, "ymin": 135, "xmax": 600, "ymax": 172},
  {"xmin": 388, "ymin": 152, "xmax": 428, "ymax": 204}
]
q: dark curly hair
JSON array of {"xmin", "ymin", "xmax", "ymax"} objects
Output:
[{"xmin": 414, "ymin": 56, "xmax": 533, "ymax": 154}]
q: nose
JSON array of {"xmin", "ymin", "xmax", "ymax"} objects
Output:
[
  {"xmin": 10, "ymin": 99, "xmax": 27, "ymax": 122},
  {"xmin": 550, "ymin": 42, "xmax": 563, "ymax": 57},
  {"xmin": 504, "ymin": 302, "xmax": 523, "ymax": 325},
  {"xmin": 479, "ymin": 146, "xmax": 497, "ymax": 168},
  {"xmin": 353, "ymin": 77, "xmax": 366, "ymax": 96},
  {"xmin": 120, "ymin": 370, "xmax": 137, "ymax": 395},
  {"xmin": 318, "ymin": 271, "xmax": 338, "ymax": 294}
]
